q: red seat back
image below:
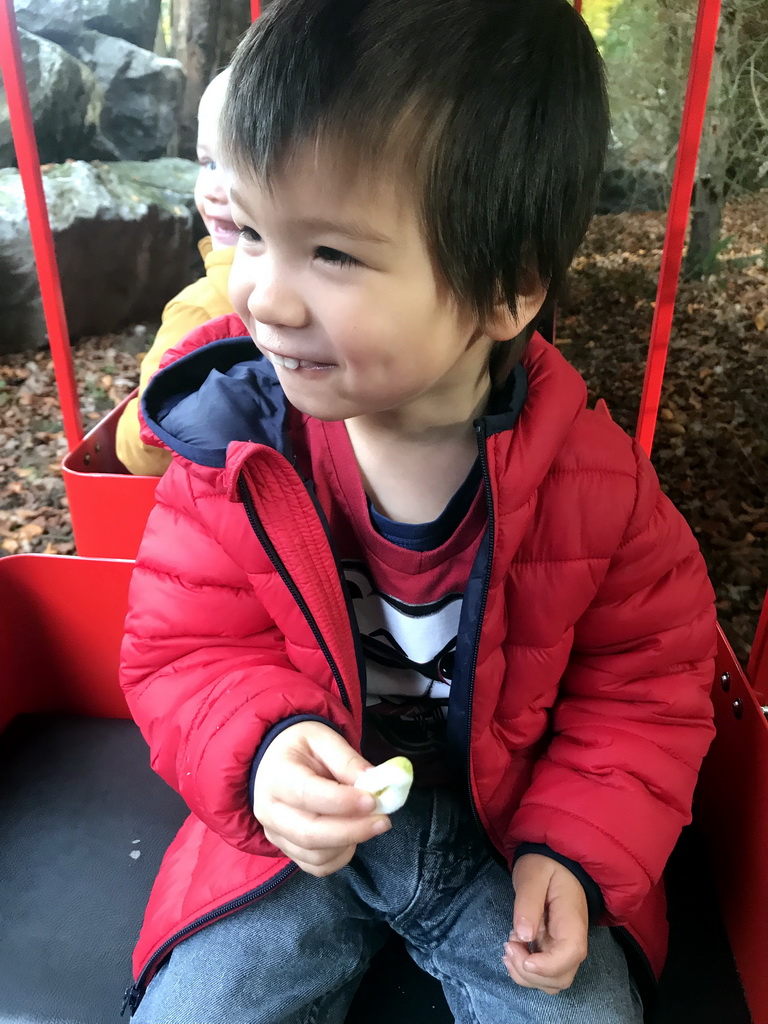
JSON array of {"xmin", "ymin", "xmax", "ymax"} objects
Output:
[
  {"xmin": 0, "ymin": 554, "xmax": 134, "ymax": 729},
  {"xmin": 61, "ymin": 391, "xmax": 159, "ymax": 559}
]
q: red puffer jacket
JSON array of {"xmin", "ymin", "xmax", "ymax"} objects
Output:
[{"xmin": 120, "ymin": 315, "xmax": 716, "ymax": 1011}]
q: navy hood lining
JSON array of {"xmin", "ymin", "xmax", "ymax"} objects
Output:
[{"xmin": 142, "ymin": 338, "xmax": 285, "ymax": 469}]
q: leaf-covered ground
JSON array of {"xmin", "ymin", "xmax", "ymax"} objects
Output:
[{"xmin": 1, "ymin": 193, "xmax": 766, "ymax": 663}]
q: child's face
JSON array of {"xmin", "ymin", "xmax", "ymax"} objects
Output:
[
  {"xmin": 194, "ymin": 104, "xmax": 239, "ymax": 250},
  {"xmin": 228, "ymin": 151, "xmax": 504, "ymax": 430}
]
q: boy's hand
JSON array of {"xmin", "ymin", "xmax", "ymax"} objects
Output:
[
  {"xmin": 253, "ymin": 721, "xmax": 391, "ymax": 876},
  {"xmin": 503, "ymin": 854, "xmax": 589, "ymax": 995}
]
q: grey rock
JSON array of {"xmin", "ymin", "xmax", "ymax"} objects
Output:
[
  {"xmin": 14, "ymin": 0, "xmax": 162, "ymax": 51},
  {"xmin": 0, "ymin": 29, "xmax": 102, "ymax": 167},
  {"xmin": 56, "ymin": 31, "xmax": 185, "ymax": 162},
  {"xmin": 0, "ymin": 158, "xmax": 198, "ymax": 354}
]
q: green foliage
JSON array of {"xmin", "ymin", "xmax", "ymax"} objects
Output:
[
  {"xmin": 580, "ymin": 0, "xmax": 624, "ymax": 46},
  {"xmin": 159, "ymin": 0, "xmax": 172, "ymax": 55},
  {"xmin": 599, "ymin": 0, "xmax": 690, "ymax": 165}
]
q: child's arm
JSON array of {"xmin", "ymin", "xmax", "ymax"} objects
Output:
[
  {"xmin": 508, "ymin": 440, "xmax": 716, "ymax": 923},
  {"xmin": 120, "ymin": 462, "xmax": 361, "ymax": 857},
  {"xmin": 115, "ymin": 299, "xmax": 211, "ymax": 476}
]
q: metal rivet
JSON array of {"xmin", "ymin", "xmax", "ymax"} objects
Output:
[
  {"xmin": 95, "ymin": 442, "xmax": 101, "ymax": 453},
  {"xmin": 83, "ymin": 452, "xmax": 91, "ymax": 465},
  {"xmin": 720, "ymin": 672, "xmax": 731, "ymax": 692},
  {"xmin": 732, "ymin": 699, "xmax": 743, "ymax": 720}
]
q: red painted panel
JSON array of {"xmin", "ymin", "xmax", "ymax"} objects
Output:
[
  {"xmin": 746, "ymin": 591, "xmax": 768, "ymax": 703},
  {"xmin": 61, "ymin": 392, "xmax": 160, "ymax": 559},
  {"xmin": 696, "ymin": 626, "xmax": 768, "ymax": 1024},
  {"xmin": 0, "ymin": 555, "xmax": 135, "ymax": 728}
]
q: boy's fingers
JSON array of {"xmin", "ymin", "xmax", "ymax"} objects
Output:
[
  {"xmin": 503, "ymin": 941, "xmax": 574, "ymax": 994},
  {"xmin": 304, "ymin": 727, "xmax": 374, "ymax": 787},
  {"xmin": 273, "ymin": 765, "xmax": 375, "ymax": 815},
  {"xmin": 268, "ymin": 800, "xmax": 391, "ymax": 850},
  {"xmin": 267, "ymin": 833, "xmax": 358, "ymax": 877},
  {"xmin": 521, "ymin": 941, "xmax": 585, "ymax": 985},
  {"xmin": 511, "ymin": 857, "xmax": 550, "ymax": 944}
]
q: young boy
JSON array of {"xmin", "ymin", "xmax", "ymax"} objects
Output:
[
  {"xmin": 115, "ymin": 69, "xmax": 236, "ymax": 476},
  {"xmin": 120, "ymin": 0, "xmax": 716, "ymax": 1021}
]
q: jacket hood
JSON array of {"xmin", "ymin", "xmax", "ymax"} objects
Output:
[
  {"xmin": 142, "ymin": 319, "xmax": 588, "ymax": 497},
  {"xmin": 143, "ymin": 335, "xmax": 290, "ymax": 469}
]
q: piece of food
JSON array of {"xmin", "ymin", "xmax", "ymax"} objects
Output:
[{"xmin": 354, "ymin": 756, "xmax": 414, "ymax": 814}]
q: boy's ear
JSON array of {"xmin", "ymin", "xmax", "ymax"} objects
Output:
[{"xmin": 482, "ymin": 284, "xmax": 547, "ymax": 342}]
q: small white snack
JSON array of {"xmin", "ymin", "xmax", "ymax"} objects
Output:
[{"xmin": 354, "ymin": 756, "xmax": 414, "ymax": 814}]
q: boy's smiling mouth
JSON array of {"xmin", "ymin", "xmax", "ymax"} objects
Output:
[{"xmin": 260, "ymin": 346, "xmax": 336, "ymax": 372}]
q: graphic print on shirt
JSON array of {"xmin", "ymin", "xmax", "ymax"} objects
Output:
[{"xmin": 343, "ymin": 560, "xmax": 461, "ymax": 765}]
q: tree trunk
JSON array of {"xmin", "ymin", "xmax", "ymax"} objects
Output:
[
  {"xmin": 214, "ymin": 0, "xmax": 251, "ymax": 73},
  {"xmin": 169, "ymin": 0, "xmax": 251, "ymax": 159},
  {"xmin": 171, "ymin": 0, "xmax": 222, "ymax": 158},
  {"xmin": 684, "ymin": 0, "xmax": 741, "ymax": 279}
]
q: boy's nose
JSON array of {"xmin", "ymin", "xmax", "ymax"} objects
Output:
[{"xmin": 247, "ymin": 262, "xmax": 309, "ymax": 330}]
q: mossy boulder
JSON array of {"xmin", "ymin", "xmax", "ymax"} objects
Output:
[
  {"xmin": 0, "ymin": 29, "xmax": 102, "ymax": 168},
  {"xmin": 0, "ymin": 158, "xmax": 199, "ymax": 354}
]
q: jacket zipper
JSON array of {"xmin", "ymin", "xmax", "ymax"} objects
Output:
[
  {"xmin": 122, "ymin": 473, "xmax": 358, "ymax": 1015},
  {"xmin": 462, "ymin": 420, "xmax": 495, "ymax": 832},
  {"xmin": 122, "ymin": 862, "xmax": 298, "ymax": 1015},
  {"xmin": 237, "ymin": 474, "xmax": 352, "ymax": 713}
]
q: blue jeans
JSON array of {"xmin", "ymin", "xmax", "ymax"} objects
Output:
[{"xmin": 132, "ymin": 787, "xmax": 643, "ymax": 1024}]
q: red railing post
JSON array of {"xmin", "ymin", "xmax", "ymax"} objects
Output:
[
  {"xmin": 251, "ymin": 0, "xmax": 261, "ymax": 21},
  {"xmin": 0, "ymin": 0, "xmax": 83, "ymax": 448},
  {"xmin": 635, "ymin": 0, "xmax": 722, "ymax": 456}
]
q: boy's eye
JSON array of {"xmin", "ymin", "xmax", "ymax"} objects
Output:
[
  {"xmin": 316, "ymin": 246, "xmax": 359, "ymax": 268},
  {"xmin": 238, "ymin": 226, "xmax": 262, "ymax": 244},
  {"xmin": 198, "ymin": 158, "xmax": 217, "ymax": 171}
]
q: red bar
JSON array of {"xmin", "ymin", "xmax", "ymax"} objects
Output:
[
  {"xmin": 0, "ymin": 0, "xmax": 83, "ymax": 448},
  {"xmin": 251, "ymin": 0, "xmax": 261, "ymax": 21},
  {"xmin": 635, "ymin": 0, "xmax": 722, "ymax": 456},
  {"xmin": 747, "ymin": 589, "xmax": 768, "ymax": 700},
  {"xmin": 574, "ymin": 0, "xmax": 583, "ymax": 14}
]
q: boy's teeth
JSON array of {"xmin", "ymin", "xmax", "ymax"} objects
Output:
[
  {"xmin": 271, "ymin": 353, "xmax": 300, "ymax": 369},
  {"xmin": 271, "ymin": 353, "xmax": 320, "ymax": 370}
]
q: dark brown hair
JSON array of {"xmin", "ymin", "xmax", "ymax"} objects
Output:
[{"xmin": 222, "ymin": 0, "xmax": 609, "ymax": 382}]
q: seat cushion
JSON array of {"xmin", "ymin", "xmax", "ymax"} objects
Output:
[{"xmin": 0, "ymin": 716, "xmax": 187, "ymax": 1024}]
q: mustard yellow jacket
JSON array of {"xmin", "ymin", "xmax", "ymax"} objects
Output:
[{"xmin": 115, "ymin": 237, "xmax": 235, "ymax": 476}]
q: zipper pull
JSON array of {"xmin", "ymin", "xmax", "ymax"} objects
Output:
[{"xmin": 121, "ymin": 983, "xmax": 142, "ymax": 1017}]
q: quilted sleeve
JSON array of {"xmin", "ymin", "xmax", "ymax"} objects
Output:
[
  {"xmin": 508, "ymin": 442, "xmax": 717, "ymax": 921},
  {"xmin": 119, "ymin": 461, "xmax": 356, "ymax": 856}
]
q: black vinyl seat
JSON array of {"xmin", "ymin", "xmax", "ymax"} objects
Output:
[{"xmin": 0, "ymin": 715, "xmax": 752, "ymax": 1024}]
